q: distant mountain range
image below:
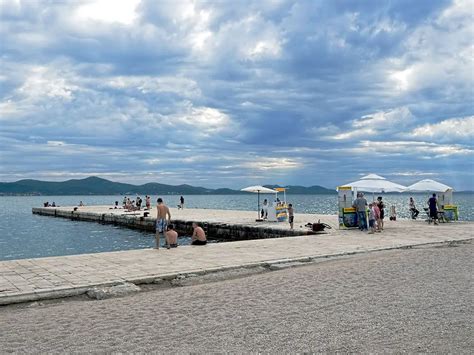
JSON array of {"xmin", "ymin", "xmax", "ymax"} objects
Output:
[{"xmin": 0, "ymin": 176, "xmax": 336, "ymax": 196}]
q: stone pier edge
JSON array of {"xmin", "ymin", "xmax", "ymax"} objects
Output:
[{"xmin": 1, "ymin": 237, "xmax": 471, "ymax": 306}]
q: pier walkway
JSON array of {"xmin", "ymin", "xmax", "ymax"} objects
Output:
[{"xmin": 1, "ymin": 208, "xmax": 473, "ymax": 305}]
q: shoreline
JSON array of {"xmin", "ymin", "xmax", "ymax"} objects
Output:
[{"xmin": 2, "ymin": 209, "xmax": 473, "ymax": 306}]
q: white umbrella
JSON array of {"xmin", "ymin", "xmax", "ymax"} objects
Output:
[
  {"xmin": 406, "ymin": 179, "xmax": 452, "ymax": 192},
  {"xmin": 339, "ymin": 174, "xmax": 407, "ymax": 193},
  {"xmin": 241, "ymin": 185, "xmax": 277, "ymax": 220}
]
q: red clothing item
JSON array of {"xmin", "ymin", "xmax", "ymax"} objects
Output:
[{"xmin": 373, "ymin": 205, "xmax": 381, "ymax": 219}]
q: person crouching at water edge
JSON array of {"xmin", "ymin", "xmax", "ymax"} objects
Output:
[
  {"xmin": 155, "ymin": 198, "xmax": 171, "ymax": 249},
  {"xmin": 191, "ymin": 222, "xmax": 207, "ymax": 245},
  {"xmin": 165, "ymin": 224, "xmax": 178, "ymax": 249}
]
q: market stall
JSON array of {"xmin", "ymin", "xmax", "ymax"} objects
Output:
[
  {"xmin": 406, "ymin": 179, "xmax": 458, "ymax": 221},
  {"xmin": 337, "ymin": 174, "xmax": 407, "ymax": 228}
]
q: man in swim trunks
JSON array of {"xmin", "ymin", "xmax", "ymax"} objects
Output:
[
  {"xmin": 165, "ymin": 224, "xmax": 178, "ymax": 249},
  {"xmin": 191, "ymin": 222, "xmax": 207, "ymax": 245},
  {"xmin": 156, "ymin": 198, "xmax": 171, "ymax": 249}
]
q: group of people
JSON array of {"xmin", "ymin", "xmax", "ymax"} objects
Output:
[
  {"xmin": 122, "ymin": 195, "xmax": 152, "ymax": 211},
  {"xmin": 260, "ymin": 199, "xmax": 295, "ymax": 229},
  {"xmin": 155, "ymin": 197, "xmax": 206, "ymax": 249},
  {"xmin": 410, "ymin": 193, "xmax": 442, "ymax": 224},
  {"xmin": 355, "ymin": 192, "xmax": 444, "ymax": 232},
  {"xmin": 353, "ymin": 193, "xmax": 386, "ymax": 233}
]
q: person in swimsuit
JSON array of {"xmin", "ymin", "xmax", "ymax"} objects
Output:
[
  {"xmin": 165, "ymin": 224, "xmax": 178, "ymax": 249},
  {"xmin": 156, "ymin": 198, "xmax": 171, "ymax": 249},
  {"xmin": 191, "ymin": 222, "xmax": 207, "ymax": 245}
]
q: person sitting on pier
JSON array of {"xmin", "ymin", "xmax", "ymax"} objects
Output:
[
  {"xmin": 191, "ymin": 222, "xmax": 207, "ymax": 245},
  {"xmin": 165, "ymin": 224, "xmax": 178, "ymax": 249},
  {"xmin": 156, "ymin": 198, "xmax": 171, "ymax": 249}
]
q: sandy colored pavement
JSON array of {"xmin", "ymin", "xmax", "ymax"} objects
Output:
[
  {"xmin": 0, "ymin": 241, "xmax": 472, "ymax": 353},
  {"xmin": 1, "ymin": 208, "xmax": 473, "ymax": 305}
]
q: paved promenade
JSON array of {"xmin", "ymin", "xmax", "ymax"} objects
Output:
[{"xmin": 1, "ymin": 212, "xmax": 472, "ymax": 305}]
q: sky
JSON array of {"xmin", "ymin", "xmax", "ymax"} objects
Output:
[{"xmin": 0, "ymin": 0, "xmax": 473, "ymax": 190}]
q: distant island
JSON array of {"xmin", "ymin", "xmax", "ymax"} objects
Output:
[{"xmin": 0, "ymin": 176, "xmax": 336, "ymax": 196}]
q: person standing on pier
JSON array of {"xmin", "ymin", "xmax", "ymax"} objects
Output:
[
  {"xmin": 288, "ymin": 203, "xmax": 294, "ymax": 229},
  {"xmin": 156, "ymin": 198, "xmax": 171, "ymax": 249},
  {"xmin": 353, "ymin": 192, "xmax": 368, "ymax": 231}
]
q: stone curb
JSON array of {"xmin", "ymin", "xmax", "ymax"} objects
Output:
[{"xmin": 1, "ymin": 238, "xmax": 472, "ymax": 306}]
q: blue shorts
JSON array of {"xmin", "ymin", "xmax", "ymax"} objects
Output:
[
  {"xmin": 369, "ymin": 219, "xmax": 375, "ymax": 228},
  {"xmin": 156, "ymin": 219, "xmax": 167, "ymax": 233}
]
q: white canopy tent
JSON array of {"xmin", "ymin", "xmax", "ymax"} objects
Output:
[
  {"xmin": 405, "ymin": 179, "xmax": 453, "ymax": 192},
  {"xmin": 339, "ymin": 174, "xmax": 407, "ymax": 193},
  {"xmin": 241, "ymin": 185, "xmax": 278, "ymax": 221}
]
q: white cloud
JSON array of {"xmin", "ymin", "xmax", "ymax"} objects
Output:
[
  {"xmin": 104, "ymin": 76, "xmax": 201, "ymax": 98},
  {"xmin": 409, "ymin": 116, "xmax": 474, "ymax": 141},
  {"xmin": 384, "ymin": 0, "xmax": 474, "ymax": 96},
  {"xmin": 351, "ymin": 140, "xmax": 473, "ymax": 158},
  {"xmin": 75, "ymin": 0, "xmax": 140, "ymax": 25},
  {"xmin": 173, "ymin": 106, "xmax": 232, "ymax": 133},
  {"xmin": 331, "ymin": 107, "xmax": 413, "ymax": 140},
  {"xmin": 390, "ymin": 171, "xmax": 438, "ymax": 177},
  {"xmin": 241, "ymin": 157, "xmax": 302, "ymax": 171},
  {"xmin": 46, "ymin": 141, "xmax": 66, "ymax": 146}
]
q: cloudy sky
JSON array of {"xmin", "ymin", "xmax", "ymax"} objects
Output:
[{"xmin": 0, "ymin": 0, "xmax": 473, "ymax": 189}]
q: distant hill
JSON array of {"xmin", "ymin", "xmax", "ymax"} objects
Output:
[
  {"xmin": 0, "ymin": 176, "xmax": 335, "ymax": 196},
  {"xmin": 264, "ymin": 184, "xmax": 335, "ymax": 194}
]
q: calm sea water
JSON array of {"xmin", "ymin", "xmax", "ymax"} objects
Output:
[{"xmin": 0, "ymin": 193, "xmax": 472, "ymax": 261}]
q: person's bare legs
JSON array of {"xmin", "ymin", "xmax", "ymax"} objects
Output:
[{"xmin": 155, "ymin": 232, "xmax": 160, "ymax": 249}]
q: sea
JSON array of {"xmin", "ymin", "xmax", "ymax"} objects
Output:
[{"xmin": 1, "ymin": 193, "xmax": 473, "ymax": 261}]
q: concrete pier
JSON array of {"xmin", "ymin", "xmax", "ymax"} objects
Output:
[
  {"xmin": 2, "ymin": 209, "xmax": 473, "ymax": 306},
  {"xmin": 32, "ymin": 206, "xmax": 330, "ymax": 240}
]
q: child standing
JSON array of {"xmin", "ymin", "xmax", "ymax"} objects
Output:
[
  {"xmin": 368, "ymin": 203, "xmax": 376, "ymax": 234},
  {"xmin": 373, "ymin": 201, "xmax": 381, "ymax": 232}
]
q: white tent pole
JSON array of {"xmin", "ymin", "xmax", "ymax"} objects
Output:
[{"xmin": 257, "ymin": 190, "xmax": 260, "ymax": 219}]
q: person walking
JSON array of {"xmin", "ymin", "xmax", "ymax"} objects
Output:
[
  {"xmin": 179, "ymin": 196, "xmax": 184, "ymax": 209},
  {"xmin": 428, "ymin": 193, "xmax": 439, "ymax": 225},
  {"xmin": 353, "ymin": 192, "xmax": 368, "ymax": 231},
  {"xmin": 377, "ymin": 196, "xmax": 385, "ymax": 231},
  {"xmin": 156, "ymin": 198, "xmax": 171, "ymax": 249}
]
